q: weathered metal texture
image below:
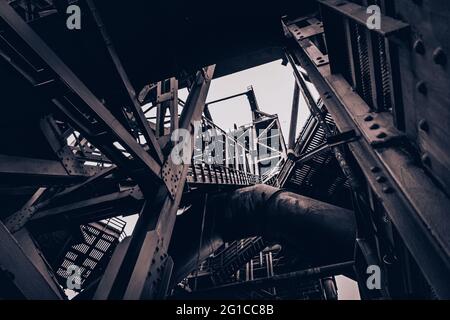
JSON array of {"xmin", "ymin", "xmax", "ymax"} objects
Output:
[
  {"xmin": 0, "ymin": 0, "xmax": 449, "ymax": 301},
  {"xmin": 393, "ymin": 0, "xmax": 450, "ymax": 194},
  {"xmin": 4, "ymin": 188, "xmax": 46, "ymax": 234},
  {"xmin": 284, "ymin": 1, "xmax": 450, "ymax": 298}
]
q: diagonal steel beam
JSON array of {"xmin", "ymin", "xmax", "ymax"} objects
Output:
[
  {"xmin": 285, "ymin": 17, "xmax": 450, "ymax": 298},
  {"xmin": 30, "ymin": 187, "xmax": 144, "ymax": 230},
  {"xmin": 0, "ymin": 1, "xmax": 162, "ymax": 187},
  {"xmin": 0, "ymin": 221, "xmax": 63, "ymax": 299},
  {"xmin": 86, "ymin": 0, "xmax": 163, "ymax": 164},
  {"xmin": 95, "ymin": 66, "xmax": 215, "ymax": 300}
]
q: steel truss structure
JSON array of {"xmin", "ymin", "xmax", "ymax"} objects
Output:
[{"xmin": 0, "ymin": 0, "xmax": 449, "ymax": 300}]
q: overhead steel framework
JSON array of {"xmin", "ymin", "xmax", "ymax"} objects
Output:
[{"xmin": 0, "ymin": 0, "xmax": 449, "ymax": 300}]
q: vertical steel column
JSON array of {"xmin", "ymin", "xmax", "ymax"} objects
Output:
[
  {"xmin": 288, "ymin": 82, "xmax": 301, "ymax": 150},
  {"xmin": 95, "ymin": 66, "xmax": 215, "ymax": 300}
]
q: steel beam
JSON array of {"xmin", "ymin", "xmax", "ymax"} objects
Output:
[
  {"xmin": 95, "ymin": 66, "xmax": 215, "ymax": 300},
  {"xmin": 285, "ymin": 19, "xmax": 450, "ymax": 299},
  {"xmin": 0, "ymin": 2, "xmax": 162, "ymax": 188},
  {"xmin": 40, "ymin": 115, "xmax": 99, "ymax": 177},
  {"xmin": 155, "ymin": 78, "xmax": 179, "ymax": 137},
  {"xmin": 4, "ymin": 188, "xmax": 46, "ymax": 233},
  {"xmin": 294, "ymin": 133, "xmax": 357, "ymax": 165},
  {"xmin": 0, "ymin": 221, "xmax": 63, "ymax": 299},
  {"xmin": 30, "ymin": 187, "xmax": 144, "ymax": 230},
  {"xmin": 0, "ymin": 154, "xmax": 86, "ymax": 186},
  {"xmin": 288, "ymin": 82, "xmax": 300, "ymax": 149},
  {"xmin": 86, "ymin": 0, "xmax": 164, "ymax": 164},
  {"xmin": 318, "ymin": 0, "xmax": 409, "ymax": 38}
]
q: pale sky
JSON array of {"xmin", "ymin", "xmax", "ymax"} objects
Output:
[{"xmin": 180, "ymin": 59, "xmax": 311, "ymax": 138}]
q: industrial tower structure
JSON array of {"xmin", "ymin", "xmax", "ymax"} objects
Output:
[{"xmin": 0, "ymin": 0, "xmax": 449, "ymax": 300}]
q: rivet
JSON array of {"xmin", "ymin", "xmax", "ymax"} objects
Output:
[
  {"xmin": 364, "ymin": 115, "xmax": 374, "ymax": 122},
  {"xmin": 421, "ymin": 153, "xmax": 431, "ymax": 166},
  {"xmin": 377, "ymin": 132, "xmax": 388, "ymax": 139},
  {"xmin": 419, "ymin": 119, "xmax": 429, "ymax": 132},
  {"xmin": 370, "ymin": 123, "xmax": 380, "ymax": 130},
  {"xmin": 376, "ymin": 176, "xmax": 387, "ymax": 183},
  {"xmin": 413, "ymin": 39, "xmax": 425, "ymax": 55},
  {"xmin": 370, "ymin": 166, "xmax": 381, "ymax": 173},
  {"xmin": 416, "ymin": 81, "xmax": 427, "ymax": 95},
  {"xmin": 383, "ymin": 186, "xmax": 394, "ymax": 194},
  {"xmin": 383, "ymin": 254, "xmax": 397, "ymax": 265},
  {"xmin": 433, "ymin": 47, "xmax": 447, "ymax": 66}
]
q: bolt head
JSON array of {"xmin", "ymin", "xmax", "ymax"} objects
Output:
[
  {"xmin": 413, "ymin": 40, "xmax": 425, "ymax": 55},
  {"xmin": 376, "ymin": 176, "xmax": 387, "ymax": 183},
  {"xmin": 382, "ymin": 186, "xmax": 394, "ymax": 194},
  {"xmin": 377, "ymin": 132, "xmax": 388, "ymax": 139},
  {"xmin": 364, "ymin": 115, "xmax": 374, "ymax": 122},
  {"xmin": 416, "ymin": 81, "xmax": 427, "ymax": 95},
  {"xmin": 370, "ymin": 166, "xmax": 381, "ymax": 173},
  {"xmin": 421, "ymin": 153, "xmax": 431, "ymax": 166},
  {"xmin": 419, "ymin": 119, "xmax": 429, "ymax": 132},
  {"xmin": 433, "ymin": 47, "xmax": 447, "ymax": 66}
]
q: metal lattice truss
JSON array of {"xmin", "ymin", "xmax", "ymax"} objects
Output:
[
  {"xmin": 0, "ymin": 0, "xmax": 287, "ymax": 300},
  {"xmin": 0, "ymin": 0, "xmax": 449, "ymax": 301}
]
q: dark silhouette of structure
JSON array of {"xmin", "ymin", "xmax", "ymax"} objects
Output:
[{"xmin": 0, "ymin": 0, "xmax": 449, "ymax": 300}]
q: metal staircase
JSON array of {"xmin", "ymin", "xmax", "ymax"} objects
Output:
[
  {"xmin": 208, "ymin": 237, "xmax": 266, "ymax": 285},
  {"xmin": 187, "ymin": 164, "xmax": 261, "ymax": 187},
  {"xmin": 54, "ymin": 217, "xmax": 126, "ymax": 291},
  {"xmin": 277, "ymin": 100, "xmax": 352, "ymax": 209}
]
